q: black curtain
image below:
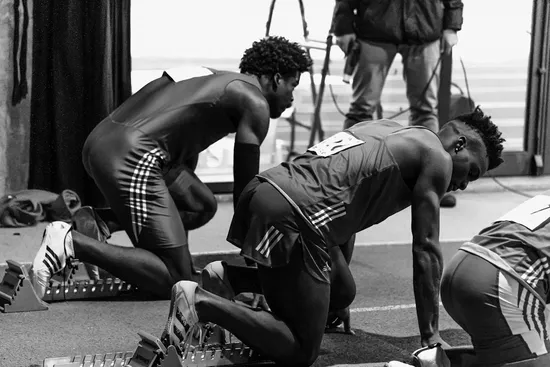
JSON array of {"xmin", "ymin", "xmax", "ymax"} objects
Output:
[{"xmin": 29, "ymin": 0, "xmax": 132, "ymax": 206}]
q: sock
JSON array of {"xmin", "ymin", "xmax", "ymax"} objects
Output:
[{"xmin": 64, "ymin": 229, "xmax": 75, "ymax": 258}]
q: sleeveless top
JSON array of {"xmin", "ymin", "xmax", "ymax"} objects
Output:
[
  {"xmin": 259, "ymin": 119, "xmax": 429, "ymax": 248},
  {"xmin": 107, "ymin": 70, "xmax": 262, "ymax": 167}
]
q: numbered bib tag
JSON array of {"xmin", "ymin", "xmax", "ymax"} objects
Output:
[
  {"xmin": 307, "ymin": 132, "xmax": 364, "ymax": 157},
  {"xmin": 495, "ymin": 195, "xmax": 550, "ymax": 230}
]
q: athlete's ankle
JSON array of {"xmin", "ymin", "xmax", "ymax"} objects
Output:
[
  {"xmin": 67, "ymin": 229, "xmax": 79, "ymax": 258},
  {"xmin": 194, "ymin": 286, "xmax": 211, "ymax": 322},
  {"xmin": 65, "ymin": 228, "xmax": 75, "ymax": 258}
]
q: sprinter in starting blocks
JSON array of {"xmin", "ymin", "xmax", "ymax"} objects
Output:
[{"xmin": 0, "ymin": 206, "xmax": 139, "ymax": 313}]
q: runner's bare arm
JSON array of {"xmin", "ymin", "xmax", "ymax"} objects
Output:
[
  {"xmin": 229, "ymin": 82, "xmax": 270, "ymax": 208},
  {"xmin": 410, "ymin": 148, "xmax": 451, "ymax": 347}
]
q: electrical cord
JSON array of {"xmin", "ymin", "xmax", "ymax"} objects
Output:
[{"xmin": 325, "ymin": 47, "xmax": 536, "ymax": 199}]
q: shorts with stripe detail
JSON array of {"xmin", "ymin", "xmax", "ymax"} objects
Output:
[
  {"xmin": 227, "ymin": 177, "xmax": 331, "ymax": 283},
  {"xmin": 83, "ymin": 121, "xmax": 188, "ymax": 250},
  {"xmin": 441, "ymin": 250, "xmax": 550, "ymax": 366}
]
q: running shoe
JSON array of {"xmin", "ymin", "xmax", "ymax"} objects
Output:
[
  {"xmin": 30, "ymin": 221, "xmax": 74, "ymax": 298},
  {"xmin": 161, "ymin": 281, "xmax": 212, "ymax": 353},
  {"xmin": 201, "ymin": 261, "xmax": 235, "ymax": 300}
]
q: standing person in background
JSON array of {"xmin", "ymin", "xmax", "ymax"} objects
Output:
[{"xmin": 331, "ymin": 0, "xmax": 464, "ymax": 207}]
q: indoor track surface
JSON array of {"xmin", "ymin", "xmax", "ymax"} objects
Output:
[{"xmin": 0, "ymin": 189, "xmax": 546, "ymax": 367}]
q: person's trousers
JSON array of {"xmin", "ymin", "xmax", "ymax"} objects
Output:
[{"xmin": 344, "ymin": 39, "xmax": 440, "ymax": 133}]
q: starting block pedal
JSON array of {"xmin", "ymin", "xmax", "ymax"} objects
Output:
[
  {"xmin": 0, "ymin": 260, "xmax": 48, "ymax": 313},
  {"xmin": 43, "ymin": 351, "xmax": 135, "ymax": 367},
  {"xmin": 127, "ymin": 331, "xmax": 167, "ymax": 367}
]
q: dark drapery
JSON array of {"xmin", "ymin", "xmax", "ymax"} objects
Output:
[{"xmin": 29, "ymin": 0, "xmax": 132, "ymax": 206}]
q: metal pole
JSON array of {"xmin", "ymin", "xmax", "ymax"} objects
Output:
[
  {"xmin": 308, "ymin": 34, "xmax": 333, "ymax": 147},
  {"xmin": 265, "ymin": 0, "xmax": 276, "ymax": 36}
]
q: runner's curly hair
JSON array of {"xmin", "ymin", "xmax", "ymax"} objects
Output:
[
  {"xmin": 454, "ymin": 106, "xmax": 505, "ymax": 170},
  {"xmin": 239, "ymin": 36, "xmax": 312, "ymax": 78}
]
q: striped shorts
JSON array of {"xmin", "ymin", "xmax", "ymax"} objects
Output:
[
  {"xmin": 83, "ymin": 121, "xmax": 188, "ymax": 250},
  {"xmin": 227, "ymin": 177, "xmax": 331, "ymax": 283},
  {"xmin": 441, "ymin": 250, "xmax": 550, "ymax": 366}
]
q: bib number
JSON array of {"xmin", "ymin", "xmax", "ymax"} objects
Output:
[
  {"xmin": 308, "ymin": 132, "xmax": 364, "ymax": 157},
  {"xmin": 496, "ymin": 195, "xmax": 550, "ymax": 231}
]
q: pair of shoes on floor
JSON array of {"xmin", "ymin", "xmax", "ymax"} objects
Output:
[{"xmin": 161, "ymin": 261, "xmax": 235, "ymax": 352}]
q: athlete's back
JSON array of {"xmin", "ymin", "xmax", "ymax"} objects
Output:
[
  {"xmin": 88, "ymin": 70, "xmax": 263, "ymax": 167},
  {"xmin": 260, "ymin": 119, "xmax": 430, "ymax": 247}
]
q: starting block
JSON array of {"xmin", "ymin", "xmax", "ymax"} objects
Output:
[
  {"xmin": 43, "ymin": 351, "xmax": 135, "ymax": 367},
  {"xmin": 0, "ymin": 260, "xmax": 48, "ymax": 313},
  {"xmin": 128, "ymin": 329, "xmax": 275, "ymax": 367},
  {"xmin": 0, "ymin": 259, "xmax": 139, "ymax": 313}
]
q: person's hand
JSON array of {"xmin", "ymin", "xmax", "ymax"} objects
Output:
[
  {"xmin": 335, "ymin": 33, "xmax": 357, "ymax": 55},
  {"xmin": 250, "ymin": 293, "xmax": 270, "ymax": 311},
  {"xmin": 421, "ymin": 333, "xmax": 451, "ymax": 349},
  {"xmin": 440, "ymin": 29, "xmax": 458, "ymax": 55},
  {"xmin": 325, "ymin": 307, "xmax": 355, "ymax": 335}
]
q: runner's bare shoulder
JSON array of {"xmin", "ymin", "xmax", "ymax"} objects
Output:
[
  {"xmin": 222, "ymin": 78, "xmax": 270, "ymax": 119},
  {"xmin": 387, "ymin": 127, "xmax": 452, "ymax": 181}
]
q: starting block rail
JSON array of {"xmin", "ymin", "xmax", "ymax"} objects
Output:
[
  {"xmin": 42, "ymin": 330, "xmax": 275, "ymax": 367},
  {"xmin": 43, "ymin": 351, "xmax": 135, "ymax": 367},
  {"xmin": 44, "ymin": 277, "xmax": 136, "ymax": 302},
  {"xmin": 0, "ymin": 259, "xmax": 139, "ymax": 313},
  {"xmin": 128, "ymin": 330, "xmax": 275, "ymax": 367}
]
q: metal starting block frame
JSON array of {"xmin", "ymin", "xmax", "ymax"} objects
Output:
[
  {"xmin": 0, "ymin": 259, "xmax": 138, "ymax": 313},
  {"xmin": 43, "ymin": 351, "xmax": 135, "ymax": 367},
  {"xmin": 128, "ymin": 331, "xmax": 275, "ymax": 367}
]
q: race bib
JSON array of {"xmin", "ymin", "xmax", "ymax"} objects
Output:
[
  {"xmin": 495, "ymin": 195, "xmax": 550, "ymax": 231},
  {"xmin": 307, "ymin": 132, "xmax": 364, "ymax": 157}
]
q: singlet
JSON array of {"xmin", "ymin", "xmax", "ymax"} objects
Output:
[
  {"xmin": 259, "ymin": 119, "xmax": 423, "ymax": 248},
  {"xmin": 463, "ymin": 193, "xmax": 550, "ymax": 300},
  {"xmin": 107, "ymin": 70, "xmax": 263, "ymax": 167}
]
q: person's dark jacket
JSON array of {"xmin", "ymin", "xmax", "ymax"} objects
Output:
[{"xmin": 331, "ymin": 0, "xmax": 464, "ymax": 45}]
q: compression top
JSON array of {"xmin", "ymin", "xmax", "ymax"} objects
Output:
[
  {"xmin": 259, "ymin": 119, "xmax": 423, "ymax": 247},
  {"xmin": 105, "ymin": 70, "xmax": 262, "ymax": 168}
]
